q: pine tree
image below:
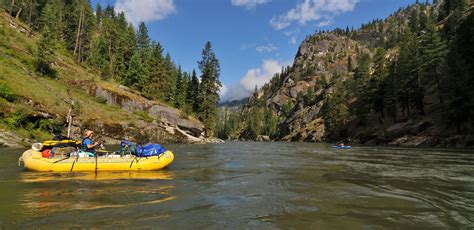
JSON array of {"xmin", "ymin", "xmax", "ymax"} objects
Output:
[
  {"xmin": 408, "ymin": 8, "xmax": 420, "ymax": 35},
  {"xmin": 163, "ymin": 53, "xmax": 177, "ymax": 102},
  {"xmin": 243, "ymin": 107, "xmax": 263, "ymax": 140},
  {"xmin": 64, "ymin": 0, "xmax": 82, "ymax": 52},
  {"xmin": 115, "ymin": 13, "xmax": 136, "ymax": 81},
  {"xmin": 136, "ymin": 21, "xmax": 150, "ymax": 51},
  {"xmin": 353, "ymin": 52, "xmax": 371, "ymax": 114},
  {"xmin": 217, "ymin": 106, "xmax": 230, "ymax": 139},
  {"xmin": 419, "ymin": 15, "xmax": 447, "ymax": 104},
  {"xmin": 146, "ymin": 42, "xmax": 166, "ymax": 99},
  {"xmin": 36, "ymin": 26, "xmax": 56, "ymax": 76},
  {"xmin": 419, "ymin": 11, "xmax": 429, "ymax": 31},
  {"xmin": 174, "ymin": 67, "xmax": 187, "ymax": 108},
  {"xmin": 322, "ymin": 83, "xmax": 349, "ymax": 138},
  {"xmin": 197, "ymin": 41, "xmax": 221, "ymax": 136},
  {"xmin": 100, "ymin": 7, "xmax": 118, "ymax": 79},
  {"xmin": 69, "ymin": 0, "xmax": 95, "ymax": 62},
  {"xmin": 35, "ymin": 0, "xmax": 64, "ymax": 76},
  {"xmin": 441, "ymin": 0, "xmax": 467, "ymax": 40},
  {"xmin": 124, "ymin": 51, "xmax": 148, "ymax": 90},
  {"xmin": 263, "ymin": 107, "xmax": 278, "ymax": 138},
  {"xmin": 187, "ymin": 69, "xmax": 200, "ymax": 113},
  {"xmin": 88, "ymin": 35, "xmax": 109, "ymax": 79},
  {"xmin": 398, "ymin": 31, "xmax": 415, "ymax": 117},
  {"xmin": 385, "ymin": 59, "xmax": 399, "ymax": 123},
  {"xmin": 38, "ymin": 0, "xmax": 64, "ymax": 48},
  {"xmin": 95, "ymin": 3, "xmax": 102, "ymax": 24},
  {"xmin": 443, "ymin": 10, "xmax": 474, "ymax": 132},
  {"xmin": 181, "ymin": 72, "xmax": 190, "ymax": 108},
  {"xmin": 371, "ymin": 48, "xmax": 388, "ymax": 118},
  {"xmin": 347, "ymin": 55, "xmax": 352, "ymax": 72}
]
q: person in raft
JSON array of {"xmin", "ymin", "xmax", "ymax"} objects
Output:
[{"xmin": 82, "ymin": 130, "xmax": 100, "ymax": 153}]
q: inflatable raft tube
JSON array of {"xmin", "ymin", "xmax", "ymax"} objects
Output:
[{"xmin": 19, "ymin": 149, "xmax": 174, "ymax": 172}]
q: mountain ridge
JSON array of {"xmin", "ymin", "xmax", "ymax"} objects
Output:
[{"xmin": 220, "ymin": 0, "xmax": 474, "ymax": 147}]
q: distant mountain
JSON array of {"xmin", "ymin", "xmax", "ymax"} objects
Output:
[
  {"xmin": 220, "ymin": 0, "xmax": 474, "ymax": 147},
  {"xmin": 218, "ymin": 98, "xmax": 248, "ymax": 108}
]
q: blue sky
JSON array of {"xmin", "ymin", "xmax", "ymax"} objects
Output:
[{"xmin": 91, "ymin": 0, "xmax": 421, "ymax": 102}]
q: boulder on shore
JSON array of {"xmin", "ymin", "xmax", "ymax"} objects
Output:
[{"xmin": 256, "ymin": 135, "xmax": 271, "ymax": 142}]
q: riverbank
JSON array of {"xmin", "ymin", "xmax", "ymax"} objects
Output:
[{"xmin": 0, "ymin": 130, "xmax": 30, "ymax": 148}]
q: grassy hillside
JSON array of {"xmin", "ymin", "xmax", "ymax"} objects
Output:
[{"xmin": 0, "ymin": 10, "xmax": 156, "ymax": 143}]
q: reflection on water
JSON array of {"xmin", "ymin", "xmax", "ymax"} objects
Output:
[
  {"xmin": 21, "ymin": 185, "xmax": 176, "ymax": 214},
  {"xmin": 20, "ymin": 171, "xmax": 175, "ymax": 182},
  {"xmin": 18, "ymin": 171, "xmax": 176, "ymax": 226},
  {"xmin": 1, "ymin": 143, "xmax": 474, "ymax": 228}
]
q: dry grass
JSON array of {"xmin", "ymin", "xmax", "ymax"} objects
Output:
[{"xmin": 0, "ymin": 11, "xmax": 141, "ymax": 139}]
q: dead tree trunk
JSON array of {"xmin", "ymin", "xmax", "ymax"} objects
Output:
[
  {"xmin": 10, "ymin": 0, "xmax": 16, "ymax": 16},
  {"xmin": 15, "ymin": 7, "xmax": 22, "ymax": 19},
  {"xmin": 74, "ymin": 0, "xmax": 84, "ymax": 59}
]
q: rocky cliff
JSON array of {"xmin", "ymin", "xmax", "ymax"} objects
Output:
[{"xmin": 239, "ymin": 1, "xmax": 474, "ymax": 148}]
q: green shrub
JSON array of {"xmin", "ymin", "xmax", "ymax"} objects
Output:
[
  {"xmin": 3, "ymin": 107, "xmax": 30, "ymax": 127},
  {"xmin": 38, "ymin": 119, "xmax": 64, "ymax": 133},
  {"xmin": 95, "ymin": 96, "xmax": 108, "ymax": 104},
  {"xmin": 0, "ymin": 98, "xmax": 10, "ymax": 117},
  {"xmin": 73, "ymin": 101, "xmax": 81, "ymax": 115},
  {"xmin": 181, "ymin": 105, "xmax": 194, "ymax": 119},
  {"xmin": 0, "ymin": 82, "xmax": 17, "ymax": 102}
]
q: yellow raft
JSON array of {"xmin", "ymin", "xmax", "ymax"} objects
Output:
[{"xmin": 19, "ymin": 149, "xmax": 174, "ymax": 172}]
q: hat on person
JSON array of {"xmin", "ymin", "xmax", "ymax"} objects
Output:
[{"xmin": 84, "ymin": 130, "xmax": 94, "ymax": 137}]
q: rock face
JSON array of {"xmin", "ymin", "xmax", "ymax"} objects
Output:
[
  {"xmin": 65, "ymin": 80, "xmax": 210, "ymax": 144},
  {"xmin": 241, "ymin": 32, "xmax": 357, "ymax": 142},
  {"xmin": 0, "ymin": 130, "xmax": 31, "ymax": 148},
  {"xmin": 256, "ymin": 135, "xmax": 270, "ymax": 142},
  {"xmin": 238, "ymin": 2, "xmax": 472, "ymax": 147}
]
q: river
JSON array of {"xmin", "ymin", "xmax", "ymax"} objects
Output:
[{"xmin": 0, "ymin": 142, "xmax": 473, "ymax": 229}]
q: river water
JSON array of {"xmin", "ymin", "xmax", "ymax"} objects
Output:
[{"xmin": 0, "ymin": 142, "xmax": 473, "ymax": 229}]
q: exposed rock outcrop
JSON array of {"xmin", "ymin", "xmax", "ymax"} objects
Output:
[
  {"xmin": 256, "ymin": 135, "xmax": 270, "ymax": 142},
  {"xmin": 0, "ymin": 130, "xmax": 31, "ymax": 148},
  {"xmin": 238, "ymin": 1, "xmax": 473, "ymax": 148},
  {"xmin": 66, "ymin": 80, "xmax": 210, "ymax": 144}
]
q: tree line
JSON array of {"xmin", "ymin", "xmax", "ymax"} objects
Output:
[
  {"xmin": 337, "ymin": 0, "xmax": 473, "ymax": 136},
  {"xmin": 1, "ymin": 0, "xmax": 222, "ymax": 136}
]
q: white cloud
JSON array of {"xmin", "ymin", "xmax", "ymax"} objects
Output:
[
  {"xmin": 220, "ymin": 59, "xmax": 289, "ymax": 102},
  {"xmin": 318, "ymin": 20, "xmax": 331, "ymax": 27},
  {"xmin": 240, "ymin": 59, "xmax": 284, "ymax": 91},
  {"xmin": 231, "ymin": 0, "xmax": 270, "ymax": 9},
  {"xmin": 115, "ymin": 0, "xmax": 176, "ymax": 25},
  {"xmin": 256, "ymin": 43, "xmax": 277, "ymax": 53},
  {"xmin": 220, "ymin": 84, "xmax": 250, "ymax": 102},
  {"xmin": 270, "ymin": 0, "xmax": 359, "ymax": 30},
  {"xmin": 289, "ymin": 37, "xmax": 297, "ymax": 45},
  {"xmin": 219, "ymin": 84, "xmax": 228, "ymax": 98}
]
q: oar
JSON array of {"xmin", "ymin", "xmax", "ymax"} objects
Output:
[{"xmin": 95, "ymin": 152, "xmax": 98, "ymax": 174}]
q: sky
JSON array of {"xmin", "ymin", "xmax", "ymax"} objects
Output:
[{"xmin": 91, "ymin": 0, "xmax": 421, "ymax": 102}]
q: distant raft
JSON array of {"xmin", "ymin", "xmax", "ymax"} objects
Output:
[
  {"xmin": 332, "ymin": 145, "xmax": 352, "ymax": 149},
  {"xmin": 19, "ymin": 149, "xmax": 174, "ymax": 172}
]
